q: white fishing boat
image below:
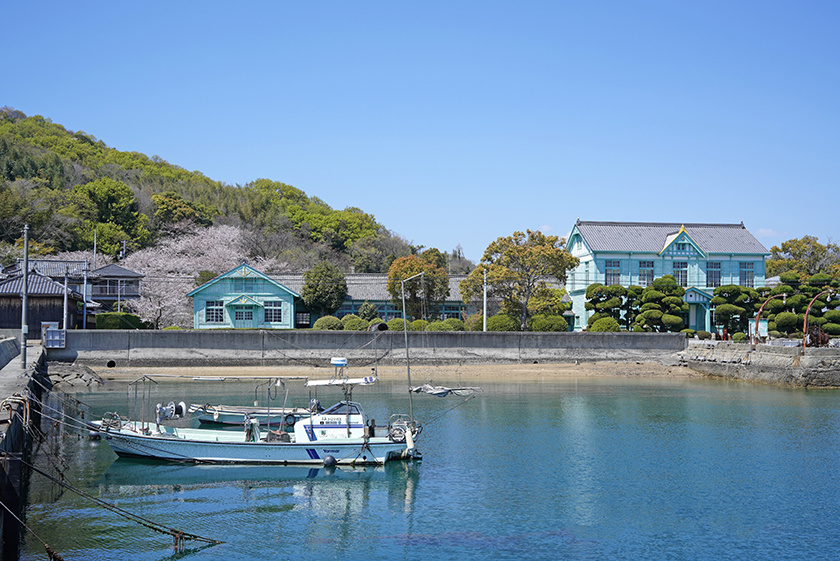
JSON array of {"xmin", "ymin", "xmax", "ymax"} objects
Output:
[{"xmin": 97, "ymin": 359, "xmax": 422, "ymax": 466}]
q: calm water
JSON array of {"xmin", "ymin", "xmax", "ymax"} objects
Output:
[{"xmin": 18, "ymin": 375, "xmax": 840, "ymax": 560}]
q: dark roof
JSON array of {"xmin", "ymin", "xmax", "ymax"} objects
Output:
[
  {"xmin": 270, "ymin": 273, "xmax": 566, "ymax": 302},
  {"xmin": 92, "ymin": 263, "xmax": 144, "ymax": 279},
  {"xmin": 573, "ymin": 221, "xmax": 769, "ymax": 255},
  {"xmin": 0, "ymin": 271, "xmax": 84, "ymax": 299},
  {"xmin": 6, "ymin": 259, "xmax": 92, "ymax": 278}
]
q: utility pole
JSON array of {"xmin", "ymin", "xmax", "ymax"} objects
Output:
[
  {"xmin": 483, "ymin": 269, "xmax": 487, "ymax": 332},
  {"xmin": 20, "ymin": 225, "xmax": 29, "ymax": 367},
  {"xmin": 63, "ymin": 268, "xmax": 69, "ymax": 331}
]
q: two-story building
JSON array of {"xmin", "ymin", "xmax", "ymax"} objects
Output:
[{"xmin": 565, "ymin": 220, "xmax": 769, "ymax": 333}]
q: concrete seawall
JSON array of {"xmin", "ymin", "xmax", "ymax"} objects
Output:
[
  {"xmin": 46, "ymin": 330, "xmax": 687, "ymax": 368},
  {"xmin": 683, "ymin": 342, "xmax": 840, "ymax": 387},
  {"xmin": 0, "ymin": 338, "xmax": 20, "ymax": 373}
]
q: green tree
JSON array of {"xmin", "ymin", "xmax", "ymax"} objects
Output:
[
  {"xmin": 152, "ymin": 191, "xmax": 216, "ymax": 227},
  {"xmin": 302, "ymin": 262, "xmax": 348, "ymax": 316},
  {"xmin": 72, "ymin": 178, "xmax": 150, "ymax": 253},
  {"xmin": 766, "ymin": 236, "xmax": 840, "ymax": 278},
  {"xmin": 459, "ymin": 230, "xmax": 579, "ymax": 330},
  {"xmin": 633, "ymin": 275, "xmax": 687, "ymax": 332},
  {"xmin": 710, "ymin": 285, "xmax": 760, "ymax": 335},
  {"xmin": 386, "ymin": 254, "xmax": 450, "ymax": 321},
  {"xmin": 357, "ymin": 301, "xmax": 378, "ymax": 321}
]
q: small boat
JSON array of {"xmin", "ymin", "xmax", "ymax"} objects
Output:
[
  {"xmin": 97, "ymin": 360, "xmax": 422, "ymax": 467},
  {"xmin": 188, "ymin": 403, "xmax": 310, "ymax": 426}
]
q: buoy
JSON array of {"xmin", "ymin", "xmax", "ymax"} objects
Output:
[{"xmin": 323, "ymin": 455, "xmax": 336, "ymax": 467}]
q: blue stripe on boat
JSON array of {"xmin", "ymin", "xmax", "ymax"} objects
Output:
[{"xmin": 306, "ymin": 448, "xmax": 320, "ymax": 460}]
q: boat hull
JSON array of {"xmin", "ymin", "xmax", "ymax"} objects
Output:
[{"xmin": 100, "ymin": 428, "xmax": 411, "ymax": 466}]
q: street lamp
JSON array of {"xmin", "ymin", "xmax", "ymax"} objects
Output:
[{"xmin": 400, "ymin": 271, "xmax": 424, "ymax": 423}]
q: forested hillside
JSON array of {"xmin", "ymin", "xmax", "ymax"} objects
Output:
[{"xmin": 0, "ymin": 106, "xmax": 433, "ymax": 273}]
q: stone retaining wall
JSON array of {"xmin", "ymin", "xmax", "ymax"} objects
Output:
[{"xmin": 683, "ymin": 341, "xmax": 840, "ymax": 387}]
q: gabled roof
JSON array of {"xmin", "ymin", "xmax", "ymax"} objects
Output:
[
  {"xmin": 92, "ymin": 263, "xmax": 144, "ymax": 279},
  {"xmin": 571, "ymin": 221, "xmax": 769, "ymax": 255},
  {"xmin": 6, "ymin": 259, "xmax": 92, "ymax": 279},
  {"xmin": 0, "ymin": 271, "xmax": 84, "ymax": 299},
  {"xmin": 187, "ymin": 263, "xmax": 300, "ymax": 298},
  {"xmin": 227, "ymin": 294, "xmax": 264, "ymax": 307},
  {"xmin": 658, "ymin": 225, "xmax": 707, "ymax": 258}
]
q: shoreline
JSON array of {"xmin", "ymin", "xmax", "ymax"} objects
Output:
[{"xmin": 82, "ymin": 361, "xmax": 698, "ymax": 385}]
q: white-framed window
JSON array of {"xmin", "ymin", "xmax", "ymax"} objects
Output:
[
  {"xmin": 295, "ymin": 312, "xmax": 311, "ymax": 327},
  {"xmin": 673, "ymin": 261, "xmax": 688, "ymax": 287},
  {"xmin": 264, "ymin": 301, "xmax": 283, "ymax": 323},
  {"xmin": 739, "ymin": 262, "xmax": 754, "ymax": 288},
  {"xmin": 205, "ymin": 300, "xmax": 224, "ymax": 323},
  {"xmin": 235, "ymin": 306, "xmax": 253, "ymax": 322},
  {"xmin": 605, "ymin": 260, "xmax": 621, "ymax": 285},
  {"xmin": 706, "ymin": 262, "xmax": 721, "ymax": 288},
  {"xmin": 639, "ymin": 261, "xmax": 654, "ymax": 287}
]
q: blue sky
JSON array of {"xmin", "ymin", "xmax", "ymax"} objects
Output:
[{"xmin": 4, "ymin": 2, "xmax": 838, "ymax": 262}]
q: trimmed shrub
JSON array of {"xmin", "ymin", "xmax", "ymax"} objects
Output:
[
  {"xmin": 409, "ymin": 319, "xmax": 428, "ymax": 332},
  {"xmin": 774, "ymin": 312, "xmax": 799, "ymax": 332},
  {"xmin": 487, "ymin": 314, "xmax": 518, "ymax": 332},
  {"xmin": 426, "ymin": 320, "xmax": 453, "ymax": 331},
  {"xmin": 681, "ymin": 329, "xmax": 696, "ymax": 338},
  {"xmin": 589, "ymin": 317, "xmax": 621, "ymax": 332},
  {"xmin": 162, "ymin": 325, "xmax": 182, "ymax": 330},
  {"xmin": 823, "ymin": 323, "xmax": 840, "ymax": 336},
  {"xmin": 824, "ymin": 310, "xmax": 840, "ymax": 324},
  {"xmin": 443, "ymin": 318, "xmax": 466, "ymax": 331},
  {"xmin": 732, "ymin": 332, "xmax": 748, "ymax": 343},
  {"xmin": 340, "ymin": 314, "xmax": 361, "ymax": 328},
  {"xmin": 96, "ymin": 312, "xmax": 144, "ymax": 330},
  {"xmin": 343, "ymin": 317, "xmax": 369, "ymax": 331},
  {"xmin": 768, "ymin": 330, "xmax": 783, "ymax": 338},
  {"xmin": 312, "ymin": 315, "xmax": 342, "ymax": 330},
  {"xmin": 696, "ymin": 330, "xmax": 711, "ymax": 340},
  {"xmin": 387, "ymin": 318, "xmax": 408, "ymax": 331},
  {"xmin": 661, "ymin": 314, "xmax": 684, "ymax": 328},
  {"xmin": 530, "ymin": 314, "xmax": 569, "ymax": 332}
]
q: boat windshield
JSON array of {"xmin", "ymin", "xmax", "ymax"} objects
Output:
[{"xmin": 321, "ymin": 402, "xmax": 361, "ymax": 416}]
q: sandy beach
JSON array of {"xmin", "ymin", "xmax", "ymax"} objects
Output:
[{"xmin": 84, "ymin": 361, "xmax": 697, "ymax": 385}]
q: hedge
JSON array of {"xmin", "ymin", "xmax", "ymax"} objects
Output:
[{"xmin": 312, "ymin": 315, "xmax": 342, "ymax": 330}]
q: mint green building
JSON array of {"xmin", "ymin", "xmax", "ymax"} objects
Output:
[
  {"xmin": 187, "ymin": 263, "xmax": 300, "ymax": 329},
  {"xmin": 565, "ymin": 221, "xmax": 769, "ymax": 333}
]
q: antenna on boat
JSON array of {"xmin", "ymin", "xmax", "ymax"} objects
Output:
[{"xmin": 400, "ymin": 271, "xmax": 424, "ymax": 423}]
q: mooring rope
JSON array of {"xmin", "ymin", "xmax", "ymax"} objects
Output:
[
  {"xmin": 22, "ymin": 460, "xmax": 224, "ymax": 549},
  {"xmin": 419, "ymin": 394, "xmax": 478, "ymax": 427},
  {"xmin": 0, "ymin": 498, "xmax": 65, "ymax": 560}
]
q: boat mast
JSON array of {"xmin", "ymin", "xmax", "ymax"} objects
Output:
[{"xmin": 400, "ymin": 271, "xmax": 424, "ymax": 423}]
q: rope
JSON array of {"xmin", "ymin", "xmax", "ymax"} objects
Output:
[
  {"xmin": 23, "ymin": 460, "xmax": 224, "ymax": 549},
  {"xmin": 421, "ymin": 394, "xmax": 478, "ymax": 427},
  {"xmin": 0, "ymin": 498, "xmax": 66, "ymax": 560}
]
